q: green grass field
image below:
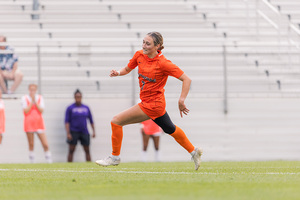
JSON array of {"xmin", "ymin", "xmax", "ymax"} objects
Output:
[{"xmin": 0, "ymin": 161, "xmax": 299, "ymax": 200}]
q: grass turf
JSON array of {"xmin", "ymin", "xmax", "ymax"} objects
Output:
[{"xmin": 0, "ymin": 161, "xmax": 299, "ymax": 200}]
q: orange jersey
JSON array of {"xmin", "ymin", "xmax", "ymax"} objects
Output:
[
  {"xmin": 142, "ymin": 119, "xmax": 162, "ymax": 135},
  {"xmin": 0, "ymin": 100, "xmax": 5, "ymax": 133},
  {"xmin": 23, "ymin": 95, "xmax": 45, "ymax": 133},
  {"xmin": 128, "ymin": 50, "xmax": 184, "ymax": 119}
]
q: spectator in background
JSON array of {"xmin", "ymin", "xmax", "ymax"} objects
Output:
[
  {"xmin": 0, "ymin": 36, "xmax": 23, "ymax": 94},
  {"xmin": 65, "ymin": 89, "xmax": 96, "ymax": 162},
  {"xmin": 22, "ymin": 84, "xmax": 52, "ymax": 163},
  {"xmin": 141, "ymin": 119, "xmax": 163, "ymax": 162},
  {"xmin": 0, "ymin": 90, "xmax": 5, "ymax": 144}
]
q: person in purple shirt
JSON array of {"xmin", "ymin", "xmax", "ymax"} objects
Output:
[{"xmin": 65, "ymin": 89, "xmax": 96, "ymax": 162}]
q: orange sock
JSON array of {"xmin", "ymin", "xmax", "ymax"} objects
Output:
[
  {"xmin": 170, "ymin": 125, "xmax": 195, "ymax": 153},
  {"xmin": 111, "ymin": 122, "xmax": 123, "ymax": 156}
]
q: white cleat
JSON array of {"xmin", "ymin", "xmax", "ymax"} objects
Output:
[
  {"xmin": 192, "ymin": 147, "xmax": 203, "ymax": 170},
  {"xmin": 95, "ymin": 155, "xmax": 121, "ymax": 167}
]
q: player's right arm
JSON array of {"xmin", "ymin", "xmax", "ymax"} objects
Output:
[
  {"xmin": 22, "ymin": 96, "xmax": 33, "ymax": 114},
  {"xmin": 65, "ymin": 107, "xmax": 72, "ymax": 140},
  {"xmin": 110, "ymin": 66, "xmax": 132, "ymax": 77},
  {"xmin": 65, "ymin": 123, "xmax": 72, "ymax": 140}
]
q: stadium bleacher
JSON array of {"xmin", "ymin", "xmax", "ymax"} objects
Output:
[{"xmin": 1, "ymin": 0, "xmax": 299, "ymax": 97}]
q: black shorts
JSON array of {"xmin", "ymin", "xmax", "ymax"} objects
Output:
[{"xmin": 67, "ymin": 131, "xmax": 90, "ymax": 146}]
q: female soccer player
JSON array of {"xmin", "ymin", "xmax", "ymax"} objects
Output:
[
  {"xmin": 22, "ymin": 84, "xmax": 52, "ymax": 163},
  {"xmin": 96, "ymin": 32, "xmax": 202, "ymax": 170}
]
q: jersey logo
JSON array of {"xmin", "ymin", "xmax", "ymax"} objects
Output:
[
  {"xmin": 72, "ymin": 107, "xmax": 88, "ymax": 114},
  {"xmin": 141, "ymin": 80, "xmax": 145, "ymax": 91},
  {"xmin": 138, "ymin": 73, "xmax": 156, "ymax": 91}
]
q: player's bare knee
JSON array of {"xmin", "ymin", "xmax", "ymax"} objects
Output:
[
  {"xmin": 111, "ymin": 116, "xmax": 121, "ymax": 126},
  {"xmin": 15, "ymin": 71, "xmax": 23, "ymax": 79}
]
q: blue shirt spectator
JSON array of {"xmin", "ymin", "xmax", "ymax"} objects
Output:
[
  {"xmin": 65, "ymin": 103, "xmax": 94, "ymax": 135},
  {"xmin": 64, "ymin": 89, "xmax": 96, "ymax": 162},
  {"xmin": 0, "ymin": 46, "xmax": 18, "ymax": 71},
  {"xmin": 0, "ymin": 36, "xmax": 23, "ymax": 94}
]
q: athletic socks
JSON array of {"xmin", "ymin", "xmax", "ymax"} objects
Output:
[
  {"xmin": 141, "ymin": 151, "xmax": 147, "ymax": 162},
  {"xmin": 29, "ymin": 151, "xmax": 35, "ymax": 163},
  {"xmin": 111, "ymin": 123, "xmax": 194, "ymax": 157},
  {"xmin": 45, "ymin": 151, "xmax": 52, "ymax": 163},
  {"xmin": 29, "ymin": 151, "xmax": 53, "ymax": 163},
  {"xmin": 170, "ymin": 125, "xmax": 195, "ymax": 153},
  {"xmin": 111, "ymin": 122, "xmax": 123, "ymax": 156},
  {"xmin": 155, "ymin": 150, "xmax": 161, "ymax": 162}
]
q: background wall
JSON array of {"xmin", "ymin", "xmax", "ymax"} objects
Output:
[{"xmin": 1, "ymin": 96, "xmax": 299, "ymax": 163}]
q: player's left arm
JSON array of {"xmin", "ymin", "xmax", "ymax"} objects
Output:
[
  {"xmin": 35, "ymin": 103, "xmax": 44, "ymax": 113},
  {"xmin": 35, "ymin": 96, "xmax": 44, "ymax": 114},
  {"xmin": 90, "ymin": 123, "xmax": 96, "ymax": 138},
  {"xmin": 178, "ymin": 73, "xmax": 191, "ymax": 118}
]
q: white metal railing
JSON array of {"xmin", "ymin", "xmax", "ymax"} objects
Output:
[
  {"xmin": 2, "ymin": 0, "xmax": 300, "ymax": 114},
  {"xmin": 2, "ymin": 42, "xmax": 300, "ymax": 114},
  {"xmin": 253, "ymin": 0, "xmax": 300, "ymax": 64}
]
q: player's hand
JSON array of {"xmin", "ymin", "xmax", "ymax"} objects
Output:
[
  {"xmin": 178, "ymin": 100, "xmax": 189, "ymax": 118},
  {"xmin": 67, "ymin": 133, "xmax": 72, "ymax": 141},
  {"xmin": 110, "ymin": 69, "xmax": 119, "ymax": 77},
  {"xmin": 92, "ymin": 131, "xmax": 96, "ymax": 138},
  {"xmin": 30, "ymin": 94, "xmax": 36, "ymax": 104}
]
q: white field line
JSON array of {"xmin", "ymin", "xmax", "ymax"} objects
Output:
[{"xmin": 0, "ymin": 168, "xmax": 299, "ymax": 175}]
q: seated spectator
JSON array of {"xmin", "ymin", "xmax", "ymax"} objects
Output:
[{"xmin": 0, "ymin": 36, "xmax": 23, "ymax": 94}]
